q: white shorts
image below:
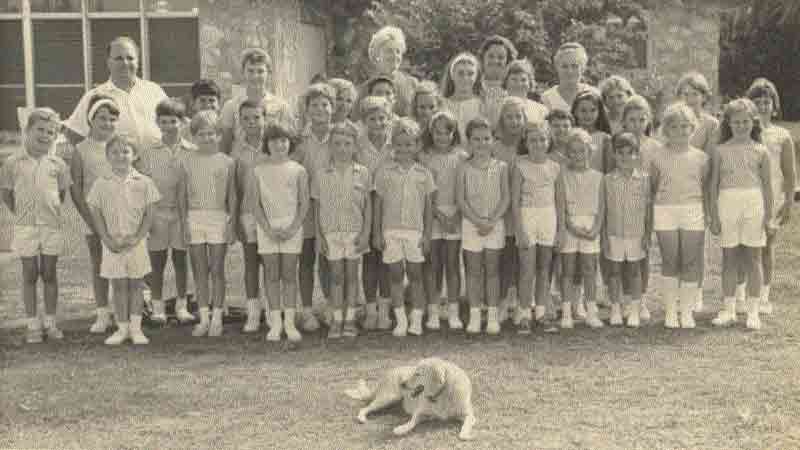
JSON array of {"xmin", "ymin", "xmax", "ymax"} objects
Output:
[
  {"xmin": 432, "ymin": 205, "xmax": 461, "ymax": 240},
  {"xmin": 101, "ymin": 239, "xmax": 151, "ymax": 279},
  {"xmin": 560, "ymin": 215, "xmax": 600, "ymax": 254},
  {"xmin": 257, "ymin": 216, "xmax": 302, "ymax": 255},
  {"xmin": 324, "ymin": 231, "xmax": 364, "ymax": 261},
  {"xmin": 13, "ymin": 225, "xmax": 64, "ymax": 257},
  {"xmin": 653, "ymin": 203, "xmax": 705, "ymax": 232},
  {"xmin": 383, "ymin": 229, "xmax": 424, "ymax": 264},
  {"xmin": 606, "ymin": 236, "xmax": 645, "ymax": 262},
  {"xmin": 240, "ymin": 213, "xmax": 258, "ymax": 244},
  {"xmin": 148, "ymin": 209, "xmax": 186, "ymax": 251},
  {"xmin": 520, "ymin": 206, "xmax": 557, "ymax": 247},
  {"xmin": 188, "ymin": 210, "xmax": 229, "ymax": 245},
  {"xmin": 719, "ymin": 188, "xmax": 766, "ymax": 248},
  {"xmin": 461, "ymin": 218, "xmax": 505, "ymax": 253}
]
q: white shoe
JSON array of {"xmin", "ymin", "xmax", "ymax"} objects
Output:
[
  {"xmin": 585, "ymin": 303, "xmax": 604, "ymax": 329},
  {"xmin": 497, "ymin": 299, "xmax": 509, "ymax": 324},
  {"xmin": 574, "ymin": 302, "xmax": 587, "ymax": 321},
  {"xmin": 129, "ymin": 316, "xmax": 149, "ymax": 345},
  {"xmin": 175, "ymin": 298, "xmax": 195, "ymax": 323},
  {"xmin": 711, "ymin": 310, "xmax": 736, "ymax": 327},
  {"xmin": 393, "ymin": 320, "xmax": 408, "ymax": 337},
  {"xmin": 266, "ymin": 311, "xmax": 283, "ymax": 341},
  {"xmin": 694, "ymin": 292, "xmax": 704, "ymax": 312},
  {"xmin": 192, "ymin": 320, "xmax": 210, "ymax": 337},
  {"xmin": 151, "ymin": 300, "xmax": 167, "ymax": 324},
  {"xmin": 377, "ymin": 302, "xmax": 393, "ymax": 330},
  {"xmin": 408, "ymin": 310, "xmax": 423, "ymax": 336},
  {"xmin": 639, "ymin": 302, "xmax": 651, "ymax": 322},
  {"xmin": 448, "ymin": 303, "xmax": 463, "ymax": 330},
  {"xmin": 609, "ymin": 303, "xmax": 623, "ymax": 327},
  {"xmin": 679, "ymin": 295, "xmax": 695, "ymax": 329},
  {"xmin": 746, "ymin": 299, "xmax": 761, "ymax": 330},
  {"xmin": 534, "ymin": 305, "xmax": 546, "ymax": 322},
  {"xmin": 243, "ymin": 300, "xmax": 261, "ymax": 333},
  {"xmin": 302, "ymin": 311, "xmax": 320, "ymax": 332},
  {"xmin": 626, "ymin": 301, "xmax": 641, "ymax": 328},
  {"xmin": 426, "ymin": 305, "xmax": 440, "ymax": 330},
  {"xmin": 511, "ymin": 305, "xmax": 523, "ymax": 326},
  {"xmin": 486, "ymin": 308, "xmax": 500, "ymax": 335},
  {"xmin": 760, "ymin": 300, "xmax": 773, "ymax": 316},
  {"xmin": 664, "ymin": 299, "xmax": 679, "ymax": 329},
  {"xmin": 209, "ymin": 309, "xmax": 224, "ymax": 337},
  {"xmin": 104, "ymin": 324, "xmax": 130, "ymax": 345},
  {"xmin": 90, "ymin": 311, "xmax": 113, "ymax": 334},
  {"xmin": 561, "ymin": 302, "xmax": 574, "ymax": 329},
  {"xmin": 284, "ymin": 309, "xmax": 302, "ymax": 342},
  {"xmin": 466, "ymin": 308, "xmax": 481, "ymax": 334}
]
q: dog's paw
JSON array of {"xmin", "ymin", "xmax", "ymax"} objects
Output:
[
  {"xmin": 356, "ymin": 412, "xmax": 369, "ymax": 424},
  {"xmin": 393, "ymin": 424, "xmax": 413, "ymax": 436}
]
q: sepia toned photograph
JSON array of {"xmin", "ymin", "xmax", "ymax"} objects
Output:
[{"xmin": 1, "ymin": 0, "xmax": 798, "ymax": 448}]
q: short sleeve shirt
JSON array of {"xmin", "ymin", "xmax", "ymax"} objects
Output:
[
  {"xmin": 251, "ymin": 160, "xmax": 307, "ymax": 222},
  {"xmin": 136, "ymin": 139, "xmax": 194, "ymax": 210},
  {"xmin": 761, "ymin": 125, "xmax": 793, "ymax": 197},
  {"xmin": 651, "ymin": 147, "xmax": 708, "ymax": 205},
  {"xmin": 219, "ymin": 92, "xmax": 294, "ymax": 144},
  {"xmin": 65, "ymin": 79, "xmax": 168, "ymax": 149},
  {"xmin": 178, "ymin": 152, "xmax": 235, "ymax": 211},
  {"xmin": 86, "ymin": 170, "xmax": 161, "ymax": 237},
  {"xmin": 561, "ymin": 168, "xmax": 604, "ymax": 217},
  {"xmin": 462, "ymin": 158, "xmax": 507, "ymax": 218},
  {"xmin": 74, "ymin": 137, "xmax": 114, "ymax": 198},
  {"xmin": 690, "ymin": 112, "xmax": 720, "ymax": 153},
  {"xmin": 717, "ymin": 142, "xmax": 769, "ymax": 191},
  {"xmin": 517, "ymin": 157, "xmax": 560, "ymax": 209},
  {"xmin": 0, "ymin": 152, "xmax": 72, "ymax": 227},
  {"xmin": 418, "ymin": 148, "xmax": 468, "ymax": 208},
  {"xmin": 311, "ymin": 163, "xmax": 370, "ymax": 234},
  {"xmin": 604, "ymin": 169, "xmax": 650, "ymax": 238},
  {"xmin": 375, "ymin": 161, "xmax": 436, "ymax": 232},
  {"xmin": 356, "ymin": 130, "xmax": 393, "ymax": 190}
]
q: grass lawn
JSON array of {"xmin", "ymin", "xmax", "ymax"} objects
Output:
[{"xmin": 2, "ymin": 125, "xmax": 800, "ymax": 449}]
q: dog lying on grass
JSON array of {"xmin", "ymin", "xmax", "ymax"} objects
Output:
[{"xmin": 344, "ymin": 357, "xmax": 476, "ymax": 440}]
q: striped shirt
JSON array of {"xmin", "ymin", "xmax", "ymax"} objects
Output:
[
  {"xmin": 375, "ymin": 161, "xmax": 436, "ymax": 232},
  {"xmin": 761, "ymin": 125, "xmax": 793, "ymax": 197},
  {"xmin": 494, "ymin": 141, "xmax": 519, "ymax": 235},
  {"xmin": 651, "ymin": 147, "xmax": 708, "ymax": 205},
  {"xmin": 250, "ymin": 160, "xmax": 308, "ymax": 222},
  {"xmin": 418, "ymin": 148, "xmax": 469, "ymax": 208},
  {"xmin": 461, "ymin": 158, "xmax": 507, "ymax": 218},
  {"xmin": 232, "ymin": 138, "xmax": 268, "ymax": 216},
  {"xmin": 86, "ymin": 169, "xmax": 160, "ymax": 238},
  {"xmin": 516, "ymin": 157, "xmax": 560, "ymax": 209},
  {"xmin": 311, "ymin": 163, "xmax": 370, "ymax": 233},
  {"xmin": 75, "ymin": 137, "xmax": 113, "ymax": 198},
  {"xmin": 0, "ymin": 152, "xmax": 72, "ymax": 227},
  {"xmin": 690, "ymin": 112, "xmax": 720, "ymax": 154},
  {"xmin": 295, "ymin": 129, "xmax": 332, "ymax": 237},
  {"xmin": 604, "ymin": 169, "xmax": 650, "ymax": 238},
  {"xmin": 561, "ymin": 168, "xmax": 604, "ymax": 217},
  {"xmin": 481, "ymin": 80, "xmax": 506, "ymax": 126},
  {"xmin": 442, "ymin": 96, "xmax": 483, "ymax": 143},
  {"xmin": 219, "ymin": 92, "xmax": 294, "ymax": 144},
  {"xmin": 717, "ymin": 141, "xmax": 769, "ymax": 191},
  {"xmin": 356, "ymin": 130, "xmax": 393, "ymax": 189},
  {"xmin": 136, "ymin": 139, "xmax": 194, "ymax": 210},
  {"xmin": 179, "ymin": 152, "xmax": 235, "ymax": 211}
]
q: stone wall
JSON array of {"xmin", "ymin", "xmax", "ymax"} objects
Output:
[{"xmin": 198, "ymin": 0, "xmax": 330, "ymax": 107}]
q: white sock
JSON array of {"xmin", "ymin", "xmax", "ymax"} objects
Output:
[
  {"xmin": 332, "ymin": 309, "xmax": 343, "ymax": 322},
  {"xmin": 43, "ymin": 315, "xmax": 56, "ymax": 329},
  {"xmin": 212, "ymin": 307, "xmax": 224, "ymax": 320},
  {"xmin": 198, "ymin": 306, "xmax": 210, "ymax": 323},
  {"xmin": 736, "ymin": 283, "xmax": 747, "ymax": 302},
  {"xmin": 345, "ymin": 308, "xmax": 357, "ymax": 321},
  {"xmin": 762, "ymin": 285, "xmax": 771, "ymax": 303},
  {"xmin": 394, "ymin": 307, "xmax": 407, "ymax": 325}
]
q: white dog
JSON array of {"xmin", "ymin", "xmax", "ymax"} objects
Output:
[{"xmin": 345, "ymin": 357, "xmax": 476, "ymax": 440}]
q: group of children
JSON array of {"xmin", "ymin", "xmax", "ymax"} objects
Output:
[{"xmin": 2, "ymin": 32, "xmax": 795, "ymax": 346}]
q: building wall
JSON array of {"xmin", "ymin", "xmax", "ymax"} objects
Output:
[{"xmin": 198, "ymin": 0, "xmax": 329, "ymax": 107}]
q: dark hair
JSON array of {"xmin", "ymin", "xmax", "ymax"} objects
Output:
[
  {"xmin": 571, "ymin": 90, "xmax": 611, "ymax": 134},
  {"xmin": 240, "ymin": 48, "xmax": 272, "ymax": 72},
  {"xmin": 105, "ymin": 134, "xmax": 138, "ymax": 157},
  {"xmin": 261, "ymin": 123, "xmax": 297, "ymax": 155},
  {"xmin": 304, "ymin": 82, "xmax": 336, "ymax": 109},
  {"xmin": 441, "ymin": 52, "xmax": 484, "ymax": 98},
  {"xmin": 106, "ymin": 36, "xmax": 139, "ymax": 58},
  {"xmin": 238, "ymin": 99, "xmax": 266, "ymax": 116},
  {"xmin": 465, "ymin": 117, "xmax": 492, "ymax": 141},
  {"xmin": 87, "ymin": 94, "xmax": 120, "ymax": 126},
  {"xmin": 719, "ymin": 98, "xmax": 762, "ymax": 144},
  {"xmin": 156, "ymin": 98, "xmax": 187, "ymax": 120},
  {"xmin": 421, "ymin": 111, "xmax": 460, "ymax": 149},
  {"xmin": 611, "ymin": 131, "xmax": 640, "ymax": 154},
  {"xmin": 366, "ymin": 76, "xmax": 395, "ymax": 96},
  {"xmin": 517, "ymin": 120, "xmax": 550, "ymax": 156},
  {"xmin": 746, "ymin": 78, "xmax": 782, "ymax": 120},
  {"xmin": 191, "ymin": 79, "xmax": 221, "ymax": 101},
  {"xmin": 545, "ymin": 108, "xmax": 574, "ymax": 125},
  {"xmin": 478, "ymin": 35, "xmax": 518, "ymax": 64}
]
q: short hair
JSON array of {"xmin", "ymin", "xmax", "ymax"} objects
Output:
[
  {"xmin": 611, "ymin": 131, "xmax": 641, "ymax": 154},
  {"xmin": 106, "ymin": 36, "xmax": 139, "ymax": 58},
  {"xmin": 502, "ymin": 59, "xmax": 536, "ymax": 91},
  {"xmin": 675, "ymin": 71, "xmax": 712, "ymax": 103},
  {"xmin": 191, "ymin": 79, "xmax": 221, "ymax": 101},
  {"xmin": 496, "ymin": 96, "xmax": 528, "ymax": 136},
  {"xmin": 421, "ymin": 110, "xmax": 460, "ymax": 149},
  {"xmin": 661, "ymin": 101, "xmax": 698, "ymax": 130},
  {"xmin": 368, "ymin": 26, "xmax": 407, "ymax": 64},
  {"xmin": 105, "ymin": 134, "xmax": 138, "ymax": 157},
  {"xmin": 366, "ymin": 76, "xmax": 395, "ymax": 96},
  {"xmin": 518, "ymin": 120, "xmax": 550, "ymax": 156},
  {"xmin": 554, "ymin": 42, "xmax": 588, "ymax": 67},
  {"xmin": 240, "ymin": 47, "xmax": 272, "ymax": 72},
  {"xmin": 599, "ymin": 75, "xmax": 635, "ymax": 101},
  {"xmin": 189, "ymin": 110, "xmax": 220, "ymax": 136},
  {"xmin": 238, "ymin": 99, "xmax": 266, "ymax": 116},
  {"xmin": 565, "ymin": 127, "xmax": 593, "ymax": 149},
  {"xmin": 622, "ymin": 95, "xmax": 654, "ymax": 136},
  {"xmin": 411, "ymin": 80, "xmax": 442, "ymax": 119},
  {"xmin": 746, "ymin": 78, "xmax": 782, "ymax": 119},
  {"xmin": 440, "ymin": 52, "xmax": 483, "ymax": 98},
  {"xmin": 261, "ymin": 122, "xmax": 297, "ymax": 155},
  {"xmin": 465, "ymin": 117, "xmax": 493, "ymax": 141},
  {"xmin": 571, "ymin": 89, "xmax": 611, "ymax": 134},
  {"xmin": 328, "ymin": 78, "xmax": 357, "ymax": 99},
  {"xmin": 479, "ymin": 34, "xmax": 518, "ymax": 64},
  {"xmin": 87, "ymin": 94, "xmax": 120, "ymax": 126},
  {"xmin": 156, "ymin": 98, "xmax": 187, "ymax": 120},
  {"xmin": 391, "ymin": 117, "xmax": 421, "ymax": 143},
  {"xmin": 330, "ymin": 120, "xmax": 360, "ymax": 143},
  {"xmin": 25, "ymin": 107, "xmax": 61, "ymax": 131},
  {"xmin": 719, "ymin": 98, "xmax": 762, "ymax": 143},
  {"xmin": 546, "ymin": 108, "xmax": 575, "ymax": 125},
  {"xmin": 304, "ymin": 82, "xmax": 336, "ymax": 109},
  {"xmin": 360, "ymin": 95, "xmax": 392, "ymax": 118}
]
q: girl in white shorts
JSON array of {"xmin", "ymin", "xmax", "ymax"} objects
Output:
[
  {"xmin": 555, "ymin": 128, "xmax": 605, "ymax": 330},
  {"xmin": 248, "ymin": 123, "xmax": 309, "ymax": 343},
  {"xmin": 179, "ymin": 111, "xmax": 237, "ymax": 337},
  {"xmin": 511, "ymin": 120, "xmax": 560, "ymax": 334},
  {"xmin": 651, "ymin": 103, "xmax": 710, "ymax": 329},
  {"xmin": 710, "ymin": 99, "xmax": 773, "ymax": 330},
  {"xmin": 419, "ymin": 111, "xmax": 468, "ymax": 330},
  {"xmin": 747, "ymin": 78, "xmax": 795, "ymax": 315},
  {"xmin": 456, "ymin": 117, "xmax": 510, "ymax": 335}
]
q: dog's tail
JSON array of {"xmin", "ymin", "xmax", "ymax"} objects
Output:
[{"xmin": 344, "ymin": 380, "xmax": 374, "ymax": 401}]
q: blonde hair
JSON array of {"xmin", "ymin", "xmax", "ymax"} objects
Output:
[
  {"xmin": 675, "ymin": 71, "xmax": 712, "ymax": 103},
  {"xmin": 368, "ymin": 26, "xmax": 406, "ymax": 64},
  {"xmin": 189, "ymin": 110, "xmax": 220, "ymax": 136},
  {"xmin": 661, "ymin": 101, "xmax": 698, "ymax": 130},
  {"xmin": 495, "ymin": 96, "xmax": 527, "ymax": 136},
  {"xmin": 599, "ymin": 75, "xmax": 635, "ymax": 100},
  {"xmin": 622, "ymin": 95, "xmax": 654, "ymax": 135},
  {"xmin": 360, "ymin": 95, "xmax": 392, "ymax": 118},
  {"xmin": 554, "ymin": 42, "xmax": 588, "ymax": 67},
  {"xmin": 327, "ymin": 78, "xmax": 357, "ymax": 99},
  {"xmin": 502, "ymin": 59, "xmax": 536, "ymax": 91},
  {"xmin": 25, "ymin": 107, "xmax": 61, "ymax": 131},
  {"xmin": 391, "ymin": 117, "xmax": 421, "ymax": 143},
  {"xmin": 565, "ymin": 127, "xmax": 593, "ymax": 147},
  {"xmin": 330, "ymin": 120, "xmax": 360, "ymax": 142},
  {"xmin": 105, "ymin": 134, "xmax": 138, "ymax": 157},
  {"xmin": 719, "ymin": 98, "xmax": 762, "ymax": 143}
]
